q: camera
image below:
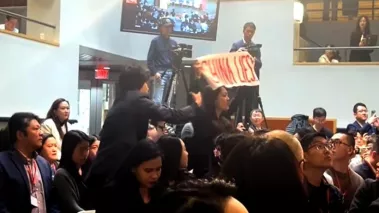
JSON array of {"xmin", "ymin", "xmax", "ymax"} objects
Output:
[
  {"xmin": 245, "ymin": 43, "xmax": 262, "ymax": 57},
  {"xmin": 172, "ymin": 43, "xmax": 193, "ymax": 58}
]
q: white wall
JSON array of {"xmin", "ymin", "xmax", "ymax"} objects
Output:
[{"xmin": 0, "ymin": 34, "xmax": 79, "ymax": 118}]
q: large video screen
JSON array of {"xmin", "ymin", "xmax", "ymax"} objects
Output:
[{"xmin": 120, "ymin": 0, "xmax": 220, "ymax": 41}]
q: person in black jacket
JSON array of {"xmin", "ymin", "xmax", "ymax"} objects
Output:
[
  {"xmin": 86, "ymin": 66, "xmax": 202, "ymax": 201},
  {"xmin": 350, "ymin": 178, "xmax": 379, "ymax": 213},
  {"xmin": 349, "ymin": 15, "xmax": 373, "ymax": 62},
  {"xmin": 53, "ymin": 130, "xmax": 93, "ymax": 213}
]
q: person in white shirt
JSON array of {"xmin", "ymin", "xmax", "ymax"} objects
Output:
[
  {"xmin": 0, "ymin": 15, "xmax": 19, "ymax": 33},
  {"xmin": 319, "ymin": 44, "xmax": 339, "ymax": 63}
]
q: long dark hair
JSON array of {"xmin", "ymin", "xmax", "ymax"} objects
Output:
[
  {"xmin": 221, "ymin": 136, "xmax": 308, "ymax": 212},
  {"xmin": 37, "ymin": 134, "xmax": 55, "ymax": 153},
  {"xmin": 115, "ymin": 139, "xmax": 163, "ymax": 186},
  {"xmin": 46, "ymin": 98, "xmax": 70, "ymax": 140},
  {"xmin": 59, "ymin": 130, "xmax": 91, "ymax": 181},
  {"xmin": 201, "ymin": 86, "xmax": 224, "ymax": 119},
  {"xmin": 157, "ymin": 136, "xmax": 184, "ymax": 186},
  {"xmin": 355, "ymin": 15, "xmax": 371, "ymax": 35}
]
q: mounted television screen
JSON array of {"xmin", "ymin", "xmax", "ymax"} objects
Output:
[{"xmin": 120, "ymin": 0, "xmax": 220, "ymax": 41}]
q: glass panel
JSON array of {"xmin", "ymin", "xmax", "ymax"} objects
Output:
[
  {"xmin": 78, "ymin": 80, "xmax": 91, "ymax": 134},
  {"xmin": 294, "ymin": 0, "xmax": 379, "ymax": 64},
  {"xmin": 101, "ymin": 82, "xmax": 116, "ymax": 127}
]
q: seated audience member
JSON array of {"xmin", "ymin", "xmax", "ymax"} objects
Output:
[
  {"xmin": 42, "ymin": 98, "xmax": 72, "ymax": 159},
  {"xmin": 294, "ymin": 127, "xmax": 314, "ymax": 141},
  {"xmin": 0, "ymin": 112, "xmax": 58, "ymax": 213},
  {"xmin": 151, "ymin": 120, "xmax": 169, "ymax": 137},
  {"xmin": 349, "ymin": 161, "xmax": 379, "ymax": 213},
  {"xmin": 82, "ymin": 134, "xmax": 100, "ymax": 178},
  {"xmin": 0, "ymin": 15, "xmax": 19, "ymax": 33},
  {"xmin": 221, "ymin": 132, "xmax": 309, "ymax": 213},
  {"xmin": 37, "ymin": 134, "xmax": 59, "ymax": 173},
  {"xmin": 157, "ymin": 179, "xmax": 248, "ymax": 213},
  {"xmin": 312, "ymin": 107, "xmax": 333, "ymax": 139},
  {"xmin": 248, "ymin": 109, "xmax": 265, "ymax": 134},
  {"xmin": 97, "ymin": 139, "xmax": 164, "ymax": 213},
  {"xmin": 349, "ymin": 132, "xmax": 372, "ymax": 168},
  {"xmin": 181, "ymin": 122, "xmax": 194, "ymax": 140},
  {"xmin": 300, "ymin": 132, "xmax": 344, "ymax": 213},
  {"xmin": 347, "ymin": 103, "xmax": 377, "ymax": 135},
  {"xmin": 87, "ymin": 66, "xmax": 201, "ymax": 193},
  {"xmin": 147, "ymin": 124, "xmax": 159, "ymax": 142},
  {"xmin": 353, "ymin": 135, "xmax": 379, "ymax": 180},
  {"xmin": 157, "ymin": 136, "xmax": 192, "ymax": 187},
  {"xmin": 53, "ymin": 130, "xmax": 92, "ymax": 213},
  {"xmin": 212, "ymin": 133, "xmax": 250, "ymax": 177},
  {"xmin": 318, "ymin": 45, "xmax": 339, "ymax": 63},
  {"xmin": 326, "ymin": 133, "xmax": 363, "ymax": 211}
]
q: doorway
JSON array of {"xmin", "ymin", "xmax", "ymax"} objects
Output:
[{"xmin": 78, "ymin": 70, "xmax": 119, "ymax": 135}]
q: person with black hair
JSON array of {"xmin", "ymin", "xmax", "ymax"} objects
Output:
[
  {"xmin": 0, "ymin": 112, "xmax": 58, "ymax": 213},
  {"xmin": 312, "ymin": 107, "xmax": 333, "ymax": 139},
  {"xmin": 326, "ymin": 133, "xmax": 363, "ymax": 211},
  {"xmin": 300, "ymin": 132, "xmax": 344, "ymax": 213},
  {"xmin": 187, "ymin": 86, "xmax": 234, "ymax": 178},
  {"xmin": 86, "ymin": 65, "xmax": 201, "ymax": 196},
  {"xmin": 53, "ymin": 130, "xmax": 92, "ymax": 213},
  {"xmin": 347, "ymin": 103, "xmax": 377, "ymax": 135},
  {"xmin": 353, "ymin": 135, "xmax": 379, "ymax": 180},
  {"xmin": 157, "ymin": 179, "xmax": 248, "ymax": 213},
  {"xmin": 349, "ymin": 15, "xmax": 374, "ymax": 62},
  {"xmin": 97, "ymin": 139, "xmax": 164, "ymax": 212},
  {"xmin": 221, "ymin": 134, "xmax": 308, "ymax": 213},
  {"xmin": 229, "ymin": 22, "xmax": 262, "ymax": 124},
  {"xmin": 37, "ymin": 134, "xmax": 59, "ymax": 173},
  {"xmin": 0, "ymin": 15, "xmax": 18, "ymax": 33},
  {"xmin": 157, "ymin": 135, "xmax": 191, "ymax": 187},
  {"xmin": 248, "ymin": 108, "xmax": 265, "ymax": 133},
  {"xmin": 82, "ymin": 134, "xmax": 100, "ymax": 179},
  {"xmin": 42, "ymin": 98, "xmax": 71, "ymax": 159}
]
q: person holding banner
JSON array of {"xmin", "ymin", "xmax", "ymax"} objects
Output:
[
  {"xmin": 147, "ymin": 17, "xmax": 178, "ymax": 105},
  {"xmin": 229, "ymin": 22, "xmax": 262, "ymax": 125}
]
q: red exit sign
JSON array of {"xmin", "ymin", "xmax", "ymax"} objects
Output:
[{"xmin": 95, "ymin": 65, "xmax": 109, "ymax": 80}]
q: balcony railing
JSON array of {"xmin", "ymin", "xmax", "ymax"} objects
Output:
[
  {"xmin": 0, "ymin": 8, "xmax": 58, "ymax": 45},
  {"xmin": 293, "ymin": 46, "xmax": 379, "ymax": 63}
]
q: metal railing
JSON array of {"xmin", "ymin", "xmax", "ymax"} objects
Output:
[
  {"xmin": 294, "ymin": 46, "xmax": 379, "ymax": 62},
  {"xmin": 0, "ymin": 8, "xmax": 55, "ymax": 29}
]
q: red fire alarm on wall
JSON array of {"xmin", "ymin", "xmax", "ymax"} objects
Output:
[{"xmin": 95, "ymin": 65, "xmax": 109, "ymax": 80}]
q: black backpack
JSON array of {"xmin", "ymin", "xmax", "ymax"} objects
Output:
[{"xmin": 285, "ymin": 114, "xmax": 311, "ymax": 135}]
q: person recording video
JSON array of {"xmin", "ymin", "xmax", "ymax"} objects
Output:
[
  {"xmin": 147, "ymin": 17, "xmax": 178, "ymax": 105},
  {"xmin": 229, "ymin": 22, "xmax": 263, "ymax": 124}
]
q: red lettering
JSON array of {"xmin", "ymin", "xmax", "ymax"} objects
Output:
[
  {"xmin": 244, "ymin": 56, "xmax": 257, "ymax": 82},
  {"xmin": 224, "ymin": 58, "xmax": 236, "ymax": 84},
  {"xmin": 206, "ymin": 60, "xmax": 219, "ymax": 83},
  {"xmin": 238, "ymin": 56, "xmax": 248, "ymax": 82},
  {"xmin": 234, "ymin": 56, "xmax": 244, "ymax": 84},
  {"xmin": 218, "ymin": 57, "xmax": 235, "ymax": 85}
]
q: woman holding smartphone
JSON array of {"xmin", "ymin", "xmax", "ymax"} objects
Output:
[{"xmin": 349, "ymin": 15, "xmax": 374, "ymax": 62}]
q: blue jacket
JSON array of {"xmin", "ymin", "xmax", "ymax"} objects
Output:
[
  {"xmin": 0, "ymin": 150, "xmax": 59, "ymax": 213},
  {"xmin": 147, "ymin": 36, "xmax": 178, "ymax": 76},
  {"xmin": 347, "ymin": 120, "xmax": 377, "ymax": 135}
]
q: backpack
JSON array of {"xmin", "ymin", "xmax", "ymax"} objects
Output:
[{"xmin": 285, "ymin": 114, "xmax": 311, "ymax": 135}]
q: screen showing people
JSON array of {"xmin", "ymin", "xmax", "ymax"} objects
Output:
[{"xmin": 120, "ymin": 0, "xmax": 220, "ymax": 40}]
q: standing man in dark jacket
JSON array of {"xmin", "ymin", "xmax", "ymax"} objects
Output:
[
  {"xmin": 147, "ymin": 17, "xmax": 178, "ymax": 106},
  {"xmin": 86, "ymin": 66, "xmax": 201, "ymax": 205},
  {"xmin": 229, "ymin": 22, "xmax": 262, "ymax": 125}
]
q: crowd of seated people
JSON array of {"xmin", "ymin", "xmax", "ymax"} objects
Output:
[{"xmin": 2, "ymin": 66, "xmax": 379, "ymax": 212}]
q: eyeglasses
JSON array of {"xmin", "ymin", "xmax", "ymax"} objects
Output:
[
  {"xmin": 329, "ymin": 139, "xmax": 351, "ymax": 148},
  {"xmin": 308, "ymin": 143, "xmax": 333, "ymax": 151},
  {"xmin": 157, "ymin": 125, "xmax": 167, "ymax": 131}
]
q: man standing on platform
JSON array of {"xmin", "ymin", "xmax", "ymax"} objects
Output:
[
  {"xmin": 229, "ymin": 22, "xmax": 262, "ymax": 124},
  {"xmin": 147, "ymin": 17, "xmax": 178, "ymax": 106}
]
